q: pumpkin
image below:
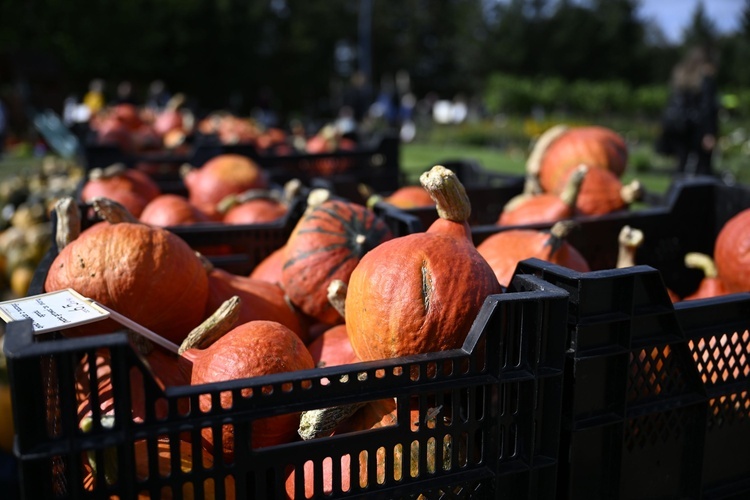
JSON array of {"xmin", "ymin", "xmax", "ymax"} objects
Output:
[
  {"xmin": 345, "ymin": 165, "xmax": 501, "ymax": 363},
  {"xmin": 81, "ymin": 163, "xmax": 161, "ymax": 218},
  {"xmin": 498, "ymin": 165, "xmax": 587, "ymax": 226},
  {"xmin": 281, "ymin": 198, "xmax": 392, "ymax": 325},
  {"xmin": 682, "ymin": 252, "xmax": 728, "ymax": 300},
  {"xmin": 202, "ymin": 258, "xmax": 309, "ymax": 343},
  {"xmin": 370, "ymin": 185, "xmax": 436, "ymax": 210},
  {"xmin": 306, "ymin": 324, "xmax": 358, "ymax": 368},
  {"xmin": 139, "ymin": 193, "xmax": 212, "ymax": 227},
  {"xmin": 305, "ymin": 124, "xmax": 357, "ymax": 175},
  {"xmin": 44, "ymin": 197, "xmax": 209, "ymax": 344},
  {"xmin": 218, "ymin": 179, "xmax": 301, "ymax": 225},
  {"xmin": 477, "ymin": 220, "xmax": 590, "ymax": 287},
  {"xmin": 191, "ymin": 320, "xmax": 315, "ymax": 457},
  {"xmin": 714, "ymin": 208, "xmax": 750, "ymax": 293},
  {"xmin": 182, "ymin": 154, "xmax": 269, "ymax": 218},
  {"xmin": 564, "ymin": 166, "xmax": 643, "ymax": 217},
  {"xmin": 530, "ymin": 125, "xmax": 628, "ymax": 194}
]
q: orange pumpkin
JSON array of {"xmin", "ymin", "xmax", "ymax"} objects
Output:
[
  {"xmin": 714, "ymin": 208, "xmax": 750, "ymax": 293},
  {"xmin": 345, "ymin": 165, "xmax": 501, "ymax": 363},
  {"xmin": 139, "ymin": 194, "xmax": 212, "ymax": 227},
  {"xmin": 682, "ymin": 252, "xmax": 728, "ymax": 300}
]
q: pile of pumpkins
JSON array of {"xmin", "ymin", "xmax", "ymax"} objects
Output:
[{"xmin": 18, "ymin": 124, "xmax": 750, "ymax": 496}]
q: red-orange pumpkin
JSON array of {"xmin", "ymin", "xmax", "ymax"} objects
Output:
[
  {"xmin": 306, "ymin": 324, "xmax": 358, "ymax": 368},
  {"xmin": 182, "ymin": 154, "xmax": 268, "ymax": 218},
  {"xmin": 714, "ymin": 208, "xmax": 750, "ymax": 293},
  {"xmin": 191, "ymin": 320, "xmax": 315, "ymax": 457},
  {"xmin": 44, "ymin": 200, "xmax": 209, "ymax": 344},
  {"xmin": 682, "ymin": 252, "xmax": 728, "ymax": 300},
  {"xmin": 281, "ymin": 199, "xmax": 392, "ymax": 325},
  {"xmin": 531, "ymin": 125, "xmax": 628, "ymax": 194},
  {"xmin": 379, "ymin": 185, "xmax": 436, "ymax": 209},
  {"xmin": 477, "ymin": 221, "xmax": 590, "ymax": 287},
  {"xmin": 81, "ymin": 164, "xmax": 161, "ymax": 218},
  {"xmin": 345, "ymin": 165, "xmax": 501, "ymax": 363},
  {"xmin": 139, "ymin": 193, "xmax": 212, "ymax": 227}
]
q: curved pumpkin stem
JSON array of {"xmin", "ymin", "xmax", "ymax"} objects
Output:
[
  {"xmin": 684, "ymin": 252, "xmax": 718, "ymax": 279},
  {"xmin": 305, "ymin": 188, "xmax": 332, "ymax": 215},
  {"xmin": 545, "ymin": 220, "xmax": 577, "ymax": 257},
  {"xmin": 90, "ymin": 197, "xmax": 140, "ymax": 224},
  {"xmin": 54, "ymin": 196, "xmax": 81, "ymax": 250},
  {"xmin": 178, "ymin": 296, "xmax": 241, "ymax": 355},
  {"xmin": 617, "ymin": 225, "xmax": 644, "ymax": 268},
  {"xmin": 283, "ymin": 178, "xmax": 304, "ymax": 204},
  {"xmin": 620, "ymin": 179, "xmax": 644, "ymax": 205},
  {"xmin": 525, "ymin": 124, "xmax": 569, "ymax": 176},
  {"xmin": 419, "ymin": 165, "xmax": 470, "ymax": 223},
  {"xmin": 559, "ymin": 164, "xmax": 588, "ymax": 209},
  {"xmin": 216, "ymin": 188, "xmax": 283, "ymax": 215},
  {"xmin": 299, "ymin": 400, "xmax": 367, "ymax": 441},
  {"xmin": 178, "ymin": 162, "xmax": 195, "ymax": 179},
  {"xmin": 327, "ymin": 279, "xmax": 347, "ymax": 319}
]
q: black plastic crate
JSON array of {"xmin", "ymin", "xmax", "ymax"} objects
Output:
[
  {"xmin": 5, "ymin": 267, "xmax": 568, "ymax": 499},
  {"xmin": 514, "ymin": 258, "xmax": 750, "ymax": 499},
  {"xmin": 473, "ymin": 176, "xmax": 750, "ymax": 299},
  {"xmin": 84, "ymin": 134, "xmax": 402, "ymax": 198}
]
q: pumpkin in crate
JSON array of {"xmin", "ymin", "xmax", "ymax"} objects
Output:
[
  {"xmin": 281, "ymin": 198, "xmax": 392, "ymax": 325},
  {"xmin": 345, "ymin": 165, "xmax": 501, "ymax": 363},
  {"xmin": 81, "ymin": 163, "xmax": 162, "ymax": 218},
  {"xmin": 369, "ymin": 185, "xmax": 436, "ymax": 210},
  {"xmin": 498, "ymin": 165, "xmax": 587, "ymax": 226},
  {"xmin": 44, "ymin": 197, "xmax": 209, "ymax": 344},
  {"xmin": 565, "ymin": 166, "xmax": 643, "ymax": 217},
  {"xmin": 477, "ymin": 220, "xmax": 590, "ymax": 287},
  {"xmin": 181, "ymin": 154, "xmax": 268, "ymax": 219},
  {"xmin": 682, "ymin": 252, "xmax": 728, "ymax": 300},
  {"xmin": 139, "ymin": 193, "xmax": 212, "ymax": 227},
  {"xmin": 530, "ymin": 125, "xmax": 628, "ymax": 194},
  {"xmin": 190, "ymin": 320, "xmax": 315, "ymax": 457},
  {"xmin": 714, "ymin": 207, "xmax": 750, "ymax": 293}
]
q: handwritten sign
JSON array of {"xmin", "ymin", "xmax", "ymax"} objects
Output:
[{"xmin": 0, "ymin": 289, "xmax": 109, "ymax": 334}]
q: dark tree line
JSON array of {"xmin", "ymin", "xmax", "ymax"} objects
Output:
[{"xmin": 0, "ymin": 0, "xmax": 747, "ymax": 122}]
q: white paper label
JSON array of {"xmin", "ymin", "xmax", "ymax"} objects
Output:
[{"xmin": 0, "ymin": 288, "xmax": 110, "ymax": 334}]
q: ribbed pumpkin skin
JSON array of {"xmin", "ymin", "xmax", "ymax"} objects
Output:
[
  {"xmin": 345, "ymin": 230, "xmax": 501, "ymax": 362},
  {"xmin": 476, "ymin": 229, "xmax": 591, "ymax": 287},
  {"xmin": 281, "ymin": 200, "xmax": 392, "ymax": 324},
  {"xmin": 715, "ymin": 208, "xmax": 750, "ymax": 293},
  {"xmin": 44, "ymin": 222, "xmax": 209, "ymax": 343},
  {"xmin": 538, "ymin": 126, "xmax": 628, "ymax": 194}
]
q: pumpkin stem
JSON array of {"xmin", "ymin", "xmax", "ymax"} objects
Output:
[
  {"xmin": 419, "ymin": 165, "xmax": 470, "ymax": 222},
  {"xmin": 305, "ymin": 188, "xmax": 332, "ymax": 214},
  {"xmin": 358, "ymin": 183, "xmax": 375, "ymax": 202},
  {"xmin": 89, "ymin": 163, "xmax": 128, "ymax": 181},
  {"xmin": 196, "ymin": 252, "xmax": 214, "ymax": 273},
  {"xmin": 545, "ymin": 220, "xmax": 577, "ymax": 257},
  {"xmin": 178, "ymin": 296, "xmax": 241, "ymax": 355},
  {"xmin": 179, "ymin": 163, "xmax": 195, "ymax": 179},
  {"xmin": 559, "ymin": 164, "xmax": 588, "ymax": 209},
  {"xmin": 616, "ymin": 225, "xmax": 644, "ymax": 268},
  {"xmin": 327, "ymin": 279, "xmax": 347, "ymax": 319},
  {"xmin": 620, "ymin": 180, "xmax": 644, "ymax": 205},
  {"xmin": 283, "ymin": 178, "xmax": 304, "ymax": 204},
  {"xmin": 216, "ymin": 188, "xmax": 282, "ymax": 214},
  {"xmin": 525, "ymin": 124, "xmax": 569, "ymax": 176},
  {"xmin": 684, "ymin": 252, "xmax": 718, "ymax": 279},
  {"xmin": 90, "ymin": 197, "xmax": 140, "ymax": 224},
  {"xmin": 365, "ymin": 193, "xmax": 384, "ymax": 210},
  {"xmin": 523, "ymin": 172, "xmax": 543, "ymax": 196},
  {"xmin": 53, "ymin": 196, "xmax": 81, "ymax": 250},
  {"xmin": 299, "ymin": 401, "xmax": 367, "ymax": 440}
]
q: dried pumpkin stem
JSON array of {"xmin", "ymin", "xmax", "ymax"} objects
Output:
[
  {"xmin": 217, "ymin": 188, "xmax": 282, "ymax": 214},
  {"xmin": 178, "ymin": 296, "xmax": 241, "ymax": 354},
  {"xmin": 620, "ymin": 180, "xmax": 644, "ymax": 205},
  {"xmin": 327, "ymin": 279, "xmax": 347, "ymax": 319},
  {"xmin": 617, "ymin": 225, "xmax": 644, "ymax": 268},
  {"xmin": 419, "ymin": 165, "xmax": 471, "ymax": 222},
  {"xmin": 525, "ymin": 124, "xmax": 569, "ymax": 176},
  {"xmin": 684, "ymin": 252, "xmax": 718, "ymax": 279},
  {"xmin": 305, "ymin": 188, "xmax": 332, "ymax": 214},
  {"xmin": 90, "ymin": 197, "xmax": 140, "ymax": 224},
  {"xmin": 283, "ymin": 178, "xmax": 304, "ymax": 203},
  {"xmin": 53, "ymin": 196, "xmax": 81, "ymax": 250},
  {"xmin": 298, "ymin": 401, "xmax": 367, "ymax": 440},
  {"xmin": 545, "ymin": 220, "xmax": 578, "ymax": 257},
  {"xmin": 559, "ymin": 165, "xmax": 588, "ymax": 208}
]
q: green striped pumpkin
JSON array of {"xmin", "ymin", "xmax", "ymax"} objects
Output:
[{"xmin": 281, "ymin": 199, "xmax": 392, "ymax": 324}]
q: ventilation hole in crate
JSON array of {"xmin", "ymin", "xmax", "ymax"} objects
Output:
[
  {"xmin": 442, "ymin": 434, "xmax": 454, "ymax": 471},
  {"xmin": 220, "ymin": 390, "xmax": 233, "ymax": 410},
  {"xmin": 177, "ymin": 397, "xmax": 190, "ymax": 417},
  {"xmin": 628, "ymin": 345, "xmax": 687, "ymax": 401},
  {"xmin": 225, "ymin": 474, "xmax": 236, "ymax": 497},
  {"xmin": 409, "ymin": 441, "xmax": 420, "ymax": 478},
  {"xmin": 202, "ymin": 478, "xmax": 215, "ymax": 498},
  {"xmin": 358, "ymin": 450, "xmax": 369, "ymax": 488},
  {"xmin": 707, "ymin": 391, "xmax": 750, "ymax": 429},
  {"xmin": 689, "ymin": 331, "xmax": 750, "ymax": 385},
  {"xmin": 624, "ymin": 409, "xmax": 690, "ymax": 452},
  {"xmin": 426, "ymin": 361, "xmax": 438, "ymax": 379},
  {"xmin": 261, "ymin": 383, "xmax": 274, "ymax": 396}
]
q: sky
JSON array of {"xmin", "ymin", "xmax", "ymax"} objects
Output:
[{"xmin": 638, "ymin": 0, "xmax": 744, "ymax": 43}]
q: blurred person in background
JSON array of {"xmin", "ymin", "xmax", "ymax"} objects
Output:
[
  {"xmin": 83, "ymin": 78, "xmax": 105, "ymax": 116},
  {"xmin": 114, "ymin": 80, "xmax": 136, "ymax": 105},
  {"xmin": 657, "ymin": 45, "xmax": 719, "ymax": 176}
]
